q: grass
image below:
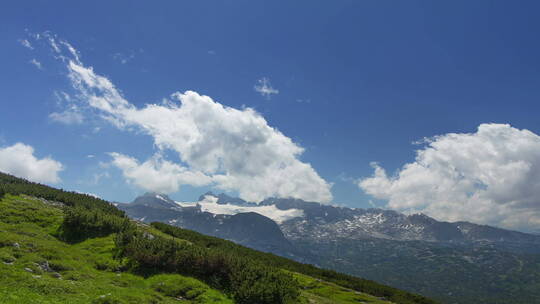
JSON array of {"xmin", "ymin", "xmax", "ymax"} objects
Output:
[{"xmin": 293, "ymin": 272, "xmax": 393, "ymax": 304}]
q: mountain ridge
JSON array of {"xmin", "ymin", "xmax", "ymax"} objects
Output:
[
  {"xmin": 127, "ymin": 192, "xmax": 540, "ymax": 245},
  {"xmin": 119, "ymin": 191, "xmax": 540, "ymax": 304}
]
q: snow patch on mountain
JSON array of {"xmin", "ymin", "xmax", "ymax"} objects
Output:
[
  {"xmin": 155, "ymin": 194, "xmax": 169, "ymax": 202},
  {"xmin": 175, "ymin": 195, "xmax": 304, "ymax": 224}
]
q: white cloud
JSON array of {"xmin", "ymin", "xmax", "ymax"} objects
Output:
[
  {"xmin": 75, "ymin": 191, "xmax": 101, "ymax": 199},
  {"xmin": 49, "ymin": 108, "xmax": 84, "ymax": 124},
  {"xmin": 45, "ymin": 37, "xmax": 332, "ymax": 203},
  {"xmin": 176, "ymin": 195, "xmax": 304, "ymax": 224},
  {"xmin": 49, "ymin": 111, "xmax": 84, "ymax": 125},
  {"xmin": 29, "ymin": 58, "xmax": 42, "ymax": 69},
  {"xmin": 109, "ymin": 153, "xmax": 212, "ymax": 194},
  {"xmin": 254, "ymin": 77, "xmax": 279, "ymax": 99},
  {"xmin": 19, "ymin": 39, "xmax": 33, "ymax": 49},
  {"xmin": 49, "ymin": 90, "xmax": 83, "ymax": 125},
  {"xmin": 359, "ymin": 124, "xmax": 540, "ymax": 232},
  {"xmin": 54, "ymin": 91, "xmax": 71, "ymax": 103},
  {"xmin": 91, "ymin": 171, "xmax": 110, "ymax": 185},
  {"xmin": 0, "ymin": 143, "xmax": 63, "ymax": 183}
]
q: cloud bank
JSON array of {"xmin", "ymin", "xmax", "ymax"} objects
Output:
[
  {"xmin": 359, "ymin": 124, "xmax": 540, "ymax": 232},
  {"xmin": 0, "ymin": 143, "xmax": 63, "ymax": 183},
  {"xmin": 45, "ymin": 36, "xmax": 332, "ymax": 203}
]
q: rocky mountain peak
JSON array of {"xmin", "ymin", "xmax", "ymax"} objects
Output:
[{"xmin": 131, "ymin": 192, "xmax": 178, "ymax": 209}]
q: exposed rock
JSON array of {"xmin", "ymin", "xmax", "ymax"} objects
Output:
[
  {"xmin": 38, "ymin": 261, "xmax": 52, "ymax": 272},
  {"xmin": 142, "ymin": 231, "xmax": 155, "ymax": 240},
  {"xmin": 51, "ymin": 272, "xmax": 62, "ymax": 279}
]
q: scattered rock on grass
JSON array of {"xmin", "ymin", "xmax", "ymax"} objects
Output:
[{"xmin": 38, "ymin": 261, "xmax": 52, "ymax": 272}]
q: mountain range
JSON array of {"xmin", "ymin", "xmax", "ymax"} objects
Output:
[{"xmin": 119, "ymin": 192, "xmax": 540, "ymax": 304}]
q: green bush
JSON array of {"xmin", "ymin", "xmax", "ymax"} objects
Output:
[
  {"xmin": 94, "ymin": 257, "xmax": 122, "ymax": 271},
  {"xmin": 59, "ymin": 207, "xmax": 132, "ymax": 242},
  {"xmin": 115, "ymin": 228, "xmax": 300, "ymax": 304},
  {"xmin": 149, "ymin": 274, "xmax": 207, "ymax": 299}
]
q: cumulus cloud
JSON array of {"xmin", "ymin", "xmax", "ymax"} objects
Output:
[
  {"xmin": 0, "ymin": 143, "xmax": 63, "ymax": 183},
  {"xmin": 254, "ymin": 77, "xmax": 279, "ymax": 99},
  {"xmin": 41, "ymin": 36, "xmax": 331, "ymax": 203},
  {"xmin": 359, "ymin": 124, "xmax": 540, "ymax": 232},
  {"xmin": 110, "ymin": 153, "xmax": 212, "ymax": 194}
]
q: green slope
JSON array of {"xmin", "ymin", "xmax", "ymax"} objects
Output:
[
  {"xmin": 0, "ymin": 172, "xmax": 436, "ymax": 304},
  {"xmin": 0, "ymin": 194, "xmax": 232, "ymax": 304}
]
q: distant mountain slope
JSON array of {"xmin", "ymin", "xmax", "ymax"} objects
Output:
[
  {"xmin": 270, "ymin": 198, "xmax": 540, "ymax": 304},
  {"xmin": 119, "ymin": 192, "xmax": 297, "ymax": 256},
  {"xmin": 122, "ymin": 191, "xmax": 540, "ymax": 304},
  {"xmin": 260, "ymin": 197, "xmax": 540, "ymax": 245}
]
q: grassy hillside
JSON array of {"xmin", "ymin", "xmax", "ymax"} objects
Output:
[
  {"xmin": 0, "ymin": 172, "xmax": 436, "ymax": 303},
  {"xmin": 0, "ymin": 194, "xmax": 232, "ymax": 303}
]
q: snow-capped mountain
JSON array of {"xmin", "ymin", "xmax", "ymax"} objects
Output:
[
  {"xmin": 117, "ymin": 192, "xmax": 299, "ymax": 257},
  {"xmin": 259, "ymin": 196, "xmax": 540, "ymax": 245},
  {"xmin": 123, "ymin": 192, "xmax": 540, "ymax": 247},
  {"xmin": 118, "ymin": 192, "xmax": 540, "ymax": 304}
]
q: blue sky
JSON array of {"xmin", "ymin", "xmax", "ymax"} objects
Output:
[{"xmin": 2, "ymin": 1, "xmax": 540, "ymax": 231}]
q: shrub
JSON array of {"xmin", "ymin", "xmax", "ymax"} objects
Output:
[
  {"xmin": 59, "ymin": 207, "xmax": 133, "ymax": 242},
  {"xmin": 149, "ymin": 274, "xmax": 208, "ymax": 299},
  {"xmin": 115, "ymin": 228, "xmax": 300, "ymax": 304},
  {"xmin": 94, "ymin": 257, "xmax": 121, "ymax": 271}
]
